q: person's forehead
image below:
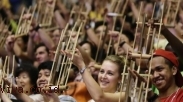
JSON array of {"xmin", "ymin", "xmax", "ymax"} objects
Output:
[
  {"xmin": 36, "ymin": 46, "xmax": 47, "ymax": 52},
  {"xmin": 101, "ymin": 60, "xmax": 119, "ymax": 71},
  {"xmin": 81, "ymin": 43, "xmax": 91, "ymax": 48},
  {"xmin": 121, "ymin": 34, "xmax": 130, "ymax": 42},
  {"xmin": 39, "ymin": 69, "xmax": 50, "ymax": 74},
  {"xmin": 53, "ymin": 29, "xmax": 60, "ymax": 35},
  {"xmin": 18, "ymin": 72, "xmax": 29, "ymax": 76},
  {"xmin": 96, "ymin": 25, "xmax": 106, "ymax": 30},
  {"xmin": 149, "ymin": 56, "xmax": 166, "ymax": 67}
]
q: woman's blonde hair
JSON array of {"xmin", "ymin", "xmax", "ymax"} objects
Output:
[{"xmin": 104, "ymin": 55, "xmax": 129, "ymax": 75}]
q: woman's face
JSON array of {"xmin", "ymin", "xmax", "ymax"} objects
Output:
[
  {"xmin": 16, "ymin": 72, "xmax": 33, "ymax": 94},
  {"xmin": 98, "ymin": 60, "xmax": 120, "ymax": 92},
  {"xmin": 51, "ymin": 29, "xmax": 60, "ymax": 46},
  {"xmin": 16, "ymin": 37, "xmax": 25, "ymax": 50},
  {"xmin": 81, "ymin": 43, "xmax": 92, "ymax": 57}
]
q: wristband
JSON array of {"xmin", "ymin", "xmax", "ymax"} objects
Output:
[
  {"xmin": 85, "ymin": 24, "xmax": 91, "ymax": 30},
  {"xmin": 80, "ymin": 67, "xmax": 86, "ymax": 74}
]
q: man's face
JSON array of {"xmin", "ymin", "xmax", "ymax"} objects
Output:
[
  {"xmin": 81, "ymin": 43, "xmax": 92, "ymax": 57},
  {"xmin": 35, "ymin": 46, "xmax": 50, "ymax": 64},
  {"xmin": 37, "ymin": 69, "xmax": 50, "ymax": 88},
  {"xmin": 150, "ymin": 56, "xmax": 176, "ymax": 91}
]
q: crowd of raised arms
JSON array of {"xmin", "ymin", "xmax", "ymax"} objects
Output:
[{"xmin": 0, "ymin": 0, "xmax": 183, "ymax": 102}]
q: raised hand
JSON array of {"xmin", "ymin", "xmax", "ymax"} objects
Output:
[
  {"xmin": 128, "ymin": 68, "xmax": 147, "ymax": 83},
  {"xmin": 41, "ymin": 85, "xmax": 60, "ymax": 102},
  {"xmin": 5, "ymin": 35, "xmax": 16, "ymax": 52},
  {"xmin": 61, "ymin": 48, "xmax": 85, "ymax": 70}
]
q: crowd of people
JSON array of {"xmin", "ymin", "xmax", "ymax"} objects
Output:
[{"xmin": 0, "ymin": 0, "xmax": 183, "ymax": 102}]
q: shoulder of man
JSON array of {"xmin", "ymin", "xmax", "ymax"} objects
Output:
[{"xmin": 175, "ymin": 88, "xmax": 183, "ymax": 102}]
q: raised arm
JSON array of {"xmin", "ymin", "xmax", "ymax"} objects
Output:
[
  {"xmin": 22, "ymin": 13, "xmax": 55, "ymax": 50},
  {"xmin": 86, "ymin": 27, "xmax": 108, "ymax": 52},
  {"xmin": 37, "ymin": 28, "xmax": 55, "ymax": 50},
  {"xmin": 62, "ymin": 49, "xmax": 125, "ymax": 102},
  {"xmin": 128, "ymin": 0, "xmax": 143, "ymax": 22},
  {"xmin": 0, "ymin": 91, "xmax": 12, "ymax": 102},
  {"xmin": 55, "ymin": 0, "xmax": 69, "ymax": 22},
  {"xmin": 54, "ymin": 10, "xmax": 66, "ymax": 29},
  {"xmin": 27, "ymin": 31, "xmax": 36, "ymax": 60},
  {"xmin": 76, "ymin": 44, "xmax": 94, "ymax": 66},
  {"xmin": 3, "ymin": 78, "xmax": 34, "ymax": 102},
  {"xmin": 161, "ymin": 25, "xmax": 183, "ymax": 59}
]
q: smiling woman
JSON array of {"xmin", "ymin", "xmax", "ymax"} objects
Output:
[
  {"xmin": 63, "ymin": 49, "xmax": 129, "ymax": 102},
  {"xmin": 98, "ymin": 55, "xmax": 125, "ymax": 93},
  {"xmin": 14, "ymin": 63, "xmax": 38, "ymax": 95}
]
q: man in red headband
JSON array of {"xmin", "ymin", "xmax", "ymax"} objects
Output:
[{"xmin": 149, "ymin": 49, "xmax": 183, "ymax": 102}]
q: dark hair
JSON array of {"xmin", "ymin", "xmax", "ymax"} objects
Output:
[
  {"xmin": 38, "ymin": 61, "xmax": 53, "ymax": 72},
  {"xmin": 163, "ymin": 57, "xmax": 182, "ymax": 87},
  {"xmin": 22, "ymin": 35, "xmax": 29, "ymax": 44},
  {"xmin": 94, "ymin": 20, "xmax": 121, "ymax": 32},
  {"xmin": 14, "ymin": 63, "xmax": 38, "ymax": 93},
  {"xmin": 122, "ymin": 30, "xmax": 134, "ymax": 42},
  {"xmin": 79, "ymin": 40, "xmax": 97, "ymax": 59},
  {"xmin": 165, "ymin": 43, "xmax": 177, "ymax": 56},
  {"xmin": 94, "ymin": 21, "xmax": 108, "ymax": 30},
  {"xmin": 38, "ymin": 61, "xmax": 70, "ymax": 85},
  {"xmin": 34, "ymin": 43, "xmax": 49, "ymax": 54}
]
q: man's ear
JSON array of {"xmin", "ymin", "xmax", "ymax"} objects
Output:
[{"xmin": 172, "ymin": 66, "xmax": 178, "ymax": 75}]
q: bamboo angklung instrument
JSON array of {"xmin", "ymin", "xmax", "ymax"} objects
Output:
[
  {"xmin": 49, "ymin": 5, "xmax": 88, "ymax": 87},
  {"xmin": 48, "ymin": 18, "xmax": 84, "ymax": 91},
  {"xmin": 48, "ymin": 24, "xmax": 69, "ymax": 89},
  {"xmin": 52, "ymin": 7, "xmax": 87, "ymax": 88},
  {"xmin": 106, "ymin": 0, "xmax": 129, "ymax": 56},
  {"xmin": 106, "ymin": 16, "xmax": 117, "ymax": 55},
  {"xmin": 0, "ymin": 20, "xmax": 10, "ymax": 48},
  {"xmin": 131, "ymin": 2, "xmax": 157, "ymax": 102},
  {"xmin": 36, "ymin": 0, "xmax": 56, "ymax": 27},
  {"xmin": 0, "ymin": 55, "xmax": 15, "ymax": 100},
  {"xmin": 0, "ymin": 56, "xmax": 8, "ymax": 93},
  {"xmin": 115, "ymin": 16, "xmax": 126, "ymax": 55},
  {"xmin": 117, "ymin": 2, "xmax": 144, "ymax": 102},
  {"xmin": 123, "ymin": 0, "xmax": 180, "ymax": 101},
  {"xmin": 8, "ymin": 55, "xmax": 15, "ymax": 98},
  {"xmin": 15, "ymin": 5, "xmax": 37, "ymax": 37},
  {"xmin": 108, "ymin": 0, "xmax": 129, "ymax": 17},
  {"xmin": 160, "ymin": 0, "xmax": 180, "ymax": 27},
  {"xmin": 118, "ymin": 1, "xmax": 154, "ymax": 101},
  {"xmin": 69, "ymin": 3, "xmax": 88, "ymax": 30}
]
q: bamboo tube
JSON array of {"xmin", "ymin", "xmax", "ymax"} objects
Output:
[
  {"xmin": 119, "ymin": 49, "xmax": 129, "ymax": 102},
  {"xmin": 115, "ymin": 16, "xmax": 126, "ymax": 55}
]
